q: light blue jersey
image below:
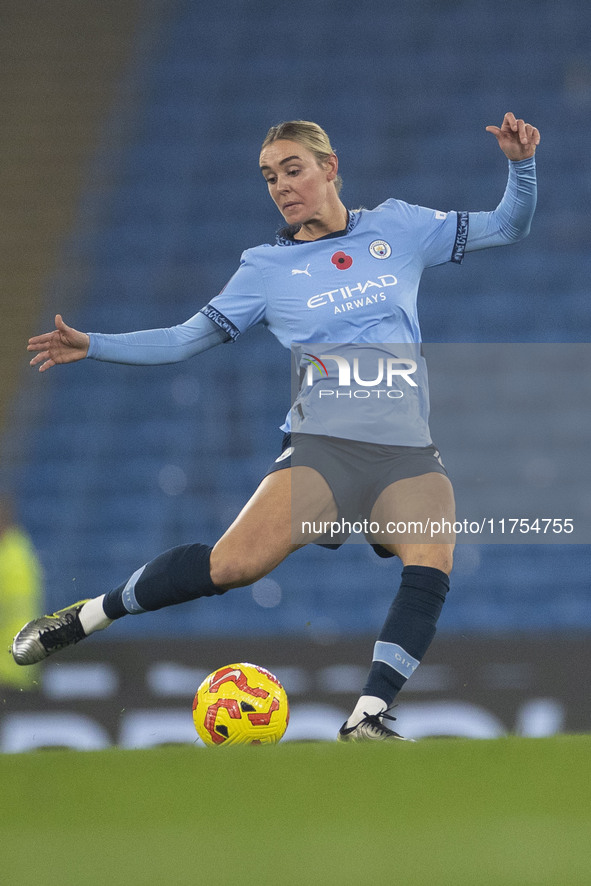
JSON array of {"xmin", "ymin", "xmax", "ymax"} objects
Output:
[
  {"xmin": 202, "ymin": 199, "xmax": 458, "ymax": 443},
  {"xmin": 201, "ymin": 199, "xmax": 465, "ymax": 348},
  {"xmin": 87, "ymin": 157, "xmax": 537, "ymax": 445}
]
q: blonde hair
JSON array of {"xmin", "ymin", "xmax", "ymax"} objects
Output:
[{"xmin": 261, "ymin": 120, "xmax": 343, "ymax": 194}]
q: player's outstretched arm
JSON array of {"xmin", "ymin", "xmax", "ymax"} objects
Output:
[
  {"xmin": 28, "ymin": 314, "xmax": 90, "ymax": 372},
  {"xmin": 485, "ymin": 111, "xmax": 540, "ymax": 161},
  {"xmin": 464, "ymin": 112, "xmax": 539, "ymax": 252},
  {"xmin": 28, "ymin": 311, "xmax": 231, "ymax": 370}
]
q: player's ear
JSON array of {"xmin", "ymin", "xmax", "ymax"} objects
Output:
[{"xmin": 324, "ymin": 153, "xmax": 339, "ymax": 183}]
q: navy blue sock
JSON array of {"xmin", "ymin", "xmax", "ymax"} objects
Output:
[
  {"xmin": 362, "ymin": 565, "xmax": 450, "ymax": 707},
  {"xmin": 102, "ymin": 543, "xmax": 226, "ymax": 619}
]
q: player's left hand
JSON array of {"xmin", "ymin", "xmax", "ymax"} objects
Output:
[{"xmin": 485, "ymin": 112, "xmax": 540, "ymax": 160}]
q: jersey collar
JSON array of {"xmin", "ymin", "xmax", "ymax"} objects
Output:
[{"xmin": 275, "ymin": 209, "xmax": 360, "ymax": 246}]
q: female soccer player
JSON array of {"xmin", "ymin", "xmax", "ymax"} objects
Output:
[{"xmin": 13, "ymin": 112, "xmax": 540, "ymax": 741}]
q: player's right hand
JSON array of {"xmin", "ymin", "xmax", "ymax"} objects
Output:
[{"xmin": 28, "ymin": 314, "xmax": 90, "ymax": 372}]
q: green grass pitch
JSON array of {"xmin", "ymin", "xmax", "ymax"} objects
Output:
[{"xmin": 2, "ymin": 735, "xmax": 590, "ymax": 885}]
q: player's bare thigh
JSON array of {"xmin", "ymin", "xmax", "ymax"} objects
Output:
[
  {"xmin": 369, "ymin": 472, "xmax": 456, "ymax": 573},
  {"xmin": 210, "ymin": 466, "xmax": 338, "ymax": 589}
]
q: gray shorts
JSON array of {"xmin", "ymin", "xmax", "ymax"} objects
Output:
[{"xmin": 265, "ymin": 432, "xmax": 448, "ymax": 556}]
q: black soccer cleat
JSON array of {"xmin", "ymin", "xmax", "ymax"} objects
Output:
[
  {"xmin": 11, "ymin": 600, "xmax": 89, "ymax": 665},
  {"xmin": 337, "ymin": 710, "xmax": 414, "ymax": 742}
]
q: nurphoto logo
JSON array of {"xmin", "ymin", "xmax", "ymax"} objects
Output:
[{"xmin": 303, "ymin": 351, "xmax": 417, "ymax": 398}]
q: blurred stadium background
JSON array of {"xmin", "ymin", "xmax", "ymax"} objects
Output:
[{"xmin": 1, "ymin": 0, "xmax": 590, "ymax": 749}]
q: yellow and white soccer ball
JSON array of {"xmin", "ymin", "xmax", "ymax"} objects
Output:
[{"xmin": 192, "ymin": 662, "xmax": 289, "ymax": 746}]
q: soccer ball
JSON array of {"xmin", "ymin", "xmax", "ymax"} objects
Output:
[{"xmin": 192, "ymin": 662, "xmax": 289, "ymax": 746}]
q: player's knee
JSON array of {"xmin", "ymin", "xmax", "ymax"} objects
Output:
[
  {"xmin": 400, "ymin": 544, "xmax": 454, "ymax": 576},
  {"xmin": 435, "ymin": 548, "xmax": 454, "ymax": 575},
  {"xmin": 420, "ymin": 545, "xmax": 453, "ymax": 575},
  {"xmin": 209, "ymin": 548, "xmax": 266, "ymax": 590},
  {"xmin": 429, "ymin": 546, "xmax": 454, "ymax": 575}
]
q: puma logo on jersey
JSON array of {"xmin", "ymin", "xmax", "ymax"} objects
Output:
[{"xmin": 292, "ymin": 264, "xmax": 311, "ymax": 276}]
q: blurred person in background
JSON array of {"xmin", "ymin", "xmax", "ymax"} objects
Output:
[{"xmin": 0, "ymin": 495, "xmax": 42, "ymax": 692}]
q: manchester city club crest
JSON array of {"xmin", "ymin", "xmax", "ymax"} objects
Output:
[{"xmin": 369, "ymin": 239, "xmax": 392, "ymax": 259}]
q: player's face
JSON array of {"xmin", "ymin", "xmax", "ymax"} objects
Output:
[{"xmin": 259, "ymin": 139, "xmax": 338, "ymax": 226}]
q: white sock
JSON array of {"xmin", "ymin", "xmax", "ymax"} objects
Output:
[
  {"xmin": 346, "ymin": 695, "xmax": 387, "ymax": 728},
  {"xmin": 79, "ymin": 595, "xmax": 113, "ymax": 635}
]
